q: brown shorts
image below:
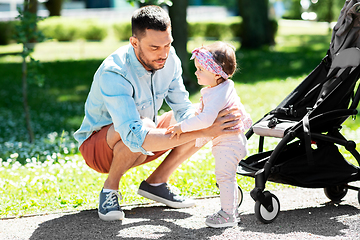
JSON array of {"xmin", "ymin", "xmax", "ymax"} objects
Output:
[{"xmin": 79, "ymin": 111, "xmax": 173, "ymax": 174}]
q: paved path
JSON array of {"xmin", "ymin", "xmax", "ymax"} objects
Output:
[{"xmin": 1, "ymin": 187, "xmax": 360, "ymax": 240}]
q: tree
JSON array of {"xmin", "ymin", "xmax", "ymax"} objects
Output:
[
  {"xmin": 44, "ymin": 0, "xmax": 63, "ymax": 16},
  {"xmin": 238, "ymin": 0, "xmax": 273, "ymax": 49},
  {"xmin": 14, "ymin": 1, "xmax": 45, "ymax": 143},
  {"xmin": 26, "ymin": 0, "xmax": 37, "ymax": 14},
  {"xmin": 168, "ymin": 0, "xmax": 195, "ymax": 90}
]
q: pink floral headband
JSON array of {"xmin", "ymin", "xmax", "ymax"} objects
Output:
[{"xmin": 190, "ymin": 47, "xmax": 229, "ymax": 79}]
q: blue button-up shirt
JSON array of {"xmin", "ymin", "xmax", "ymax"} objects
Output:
[{"xmin": 74, "ymin": 44, "xmax": 195, "ymax": 154}]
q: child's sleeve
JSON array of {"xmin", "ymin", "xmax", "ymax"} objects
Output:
[{"xmin": 181, "ymin": 90, "xmax": 226, "ymax": 132}]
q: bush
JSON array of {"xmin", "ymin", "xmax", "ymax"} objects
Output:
[
  {"xmin": 39, "ymin": 17, "xmax": 79, "ymax": 41},
  {"xmin": 188, "ymin": 22, "xmax": 207, "ymax": 38},
  {"xmin": 38, "ymin": 17, "xmax": 108, "ymax": 42},
  {"xmin": 113, "ymin": 22, "xmax": 132, "ymax": 41},
  {"xmin": 205, "ymin": 22, "xmax": 233, "ymax": 40},
  {"xmin": 112, "ymin": 18, "xmax": 247, "ymax": 42},
  {"xmin": 0, "ymin": 17, "xmax": 110, "ymax": 45},
  {"xmin": 229, "ymin": 22, "xmax": 242, "ymax": 39},
  {"xmin": 0, "ymin": 21, "xmax": 16, "ymax": 45},
  {"xmin": 81, "ymin": 19, "xmax": 108, "ymax": 41},
  {"xmin": 188, "ymin": 17, "xmax": 243, "ymax": 40},
  {"xmin": 5, "ymin": 16, "xmax": 276, "ymax": 44}
]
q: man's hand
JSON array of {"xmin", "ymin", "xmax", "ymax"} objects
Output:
[{"xmin": 204, "ymin": 107, "xmax": 241, "ymax": 138}]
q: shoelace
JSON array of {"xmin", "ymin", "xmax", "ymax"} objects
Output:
[
  {"xmin": 208, "ymin": 211, "xmax": 230, "ymax": 223},
  {"xmin": 166, "ymin": 183, "xmax": 181, "ymax": 195},
  {"xmin": 102, "ymin": 191, "xmax": 122, "ymax": 209}
]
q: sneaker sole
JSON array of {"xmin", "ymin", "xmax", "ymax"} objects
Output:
[
  {"xmin": 137, "ymin": 189, "xmax": 195, "ymax": 208},
  {"xmin": 98, "ymin": 210, "xmax": 125, "ymax": 221},
  {"xmin": 205, "ymin": 221, "xmax": 238, "ymax": 228}
]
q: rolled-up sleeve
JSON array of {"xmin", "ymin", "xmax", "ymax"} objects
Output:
[{"xmin": 99, "ymin": 70, "xmax": 153, "ymax": 155}]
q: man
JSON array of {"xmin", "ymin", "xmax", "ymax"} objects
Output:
[{"xmin": 74, "ymin": 5, "xmax": 240, "ymax": 221}]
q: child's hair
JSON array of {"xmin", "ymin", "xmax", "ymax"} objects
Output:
[{"xmin": 203, "ymin": 41, "xmax": 237, "ymax": 84}]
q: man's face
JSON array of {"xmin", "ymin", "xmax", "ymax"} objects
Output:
[{"xmin": 130, "ymin": 27, "xmax": 173, "ymax": 71}]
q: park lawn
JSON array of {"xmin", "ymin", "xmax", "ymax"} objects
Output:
[{"xmin": 1, "ymin": 20, "xmax": 360, "ymax": 218}]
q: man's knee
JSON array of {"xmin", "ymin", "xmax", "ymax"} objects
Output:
[{"xmin": 112, "ymin": 140, "xmax": 147, "ymax": 166}]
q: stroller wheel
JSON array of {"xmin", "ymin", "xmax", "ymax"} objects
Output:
[
  {"xmin": 324, "ymin": 185, "xmax": 348, "ymax": 202},
  {"xmin": 254, "ymin": 191, "xmax": 280, "ymax": 224},
  {"xmin": 237, "ymin": 185, "xmax": 243, "ymax": 207},
  {"xmin": 216, "ymin": 183, "xmax": 244, "ymax": 207}
]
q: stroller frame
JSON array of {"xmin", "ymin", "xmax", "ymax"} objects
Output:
[{"xmin": 237, "ymin": 0, "xmax": 360, "ymax": 224}]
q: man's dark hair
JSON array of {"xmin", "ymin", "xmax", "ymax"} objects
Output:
[{"xmin": 131, "ymin": 5, "xmax": 171, "ymax": 39}]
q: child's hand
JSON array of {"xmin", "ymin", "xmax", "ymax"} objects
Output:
[
  {"xmin": 166, "ymin": 123, "xmax": 183, "ymax": 140},
  {"xmin": 165, "ymin": 125, "xmax": 174, "ymax": 135}
]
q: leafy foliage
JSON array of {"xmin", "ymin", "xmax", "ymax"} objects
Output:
[{"xmin": 13, "ymin": 5, "xmax": 46, "ymax": 143}]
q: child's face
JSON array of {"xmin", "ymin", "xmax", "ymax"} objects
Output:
[{"xmin": 194, "ymin": 58, "xmax": 220, "ymax": 87}]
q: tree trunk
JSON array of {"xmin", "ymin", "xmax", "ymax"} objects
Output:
[
  {"xmin": 22, "ymin": 50, "xmax": 35, "ymax": 143},
  {"xmin": 22, "ymin": 1, "xmax": 36, "ymax": 143},
  {"xmin": 238, "ymin": 0, "xmax": 272, "ymax": 49},
  {"xmin": 44, "ymin": 0, "xmax": 63, "ymax": 16},
  {"xmin": 168, "ymin": 0, "xmax": 195, "ymax": 90},
  {"xmin": 25, "ymin": 0, "xmax": 37, "ymax": 14}
]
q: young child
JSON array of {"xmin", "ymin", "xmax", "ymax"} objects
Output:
[{"xmin": 166, "ymin": 42, "xmax": 252, "ymax": 228}]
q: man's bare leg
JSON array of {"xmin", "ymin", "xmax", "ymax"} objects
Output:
[
  {"xmin": 103, "ymin": 125, "xmax": 148, "ymax": 190},
  {"xmin": 98, "ymin": 124, "xmax": 150, "ymax": 221},
  {"xmin": 146, "ymin": 139, "xmax": 200, "ymax": 184}
]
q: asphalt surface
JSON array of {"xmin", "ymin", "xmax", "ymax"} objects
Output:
[{"xmin": 1, "ymin": 187, "xmax": 360, "ymax": 240}]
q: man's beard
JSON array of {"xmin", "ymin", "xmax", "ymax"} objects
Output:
[{"xmin": 138, "ymin": 47, "xmax": 167, "ymax": 71}]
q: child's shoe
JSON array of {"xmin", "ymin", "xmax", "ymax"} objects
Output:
[{"xmin": 205, "ymin": 210, "xmax": 239, "ymax": 228}]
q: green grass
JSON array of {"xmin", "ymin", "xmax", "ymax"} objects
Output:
[{"xmin": 1, "ymin": 20, "xmax": 360, "ymax": 218}]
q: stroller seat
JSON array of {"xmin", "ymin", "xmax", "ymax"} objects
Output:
[
  {"xmin": 252, "ymin": 47, "xmax": 360, "ymax": 139},
  {"xmin": 328, "ymin": 47, "xmax": 360, "ymax": 76}
]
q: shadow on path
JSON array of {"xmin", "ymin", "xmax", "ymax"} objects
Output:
[
  {"xmin": 29, "ymin": 200, "xmax": 360, "ymax": 240},
  {"xmin": 239, "ymin": 203, "xmax": 360, "ymax": 237}
]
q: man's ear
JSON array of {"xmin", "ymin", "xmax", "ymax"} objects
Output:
[{"xmin": 130, "ymin": 36, "xmax": 138, "ymax": 49}]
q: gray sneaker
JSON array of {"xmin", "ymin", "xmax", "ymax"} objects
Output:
[
  {"xmin": 205, "ymin": 210, "xmax": 239, "ymax": 228},
  {"xmin": 137, "ymin": 180, "xmax": 195, "ymax": 208},
  {"xmin": 98, "ymin": 189, "xmax": 125, "ymax": 221}
]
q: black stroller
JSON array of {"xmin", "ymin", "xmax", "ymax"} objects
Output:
[{"xmin": 237, "ymin": 0, "xmax": 360, "ymax": 223}]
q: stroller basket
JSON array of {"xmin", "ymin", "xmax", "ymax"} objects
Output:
[{"xmin": 239, "ymin": 141, "xmax": 360, "ymax": 188}]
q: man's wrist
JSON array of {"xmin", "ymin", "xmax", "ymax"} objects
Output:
[{"xmin": 198, "ymin": 128, "xmax": 211, "ymax": 138}]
